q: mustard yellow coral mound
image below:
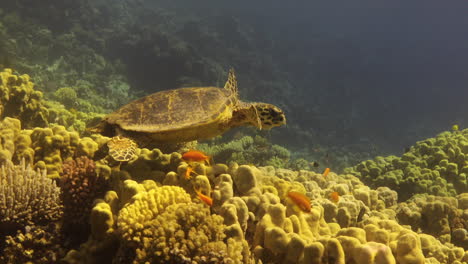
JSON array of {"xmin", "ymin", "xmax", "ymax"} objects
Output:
[
  {"xmin": 117, "ymin": 183, "xmax": 192, "ymax": 243},
  {"xmin": 120, "ymin": 148, "xmax": 182, "ymax": 182},
  {"xmin": 0, "ymin": 68, "xmax": 48, "ymax": 128},
  {"xmin": 116, "ymin": 181, "xmax": 247, "ymax": 263},
  {"xmin": 0, "ymin": 117, "xmax": 104, "ymax": 178},
  {"xmin": 31, "ymin": 125, "xmax": 80, "ymax": 178},
  {"xmin": 134, "ymin": 203, "xmax": 243, "ymax": 264},
  {"xmin": 0, "ymin": 117, "xmax": 31, "ymax": 164}
]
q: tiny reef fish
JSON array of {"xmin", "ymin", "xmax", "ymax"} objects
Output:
[
  {"xmin": 452, "ymin": 124, "xmax": 459, "ymax": 131},
  {"xmin": 310, "ymin": 161, "xmax": 319, "ymax": 168},
  {"xmin": 182, "ymin": 150, "xmax": 210, "ymax": 164},
  {"xmin": 185, "ymin": 166, "xmax": 197, "ymax": 180},
  {"xmin": 195, "ymin": 188, "xmax": 213, "ymax": 206},
  {"xmin": 329, "ymin": 191, "xmax": 340, "ymax": 203},
  {"xmin": 287, "ymin": 191, "xmax": 311, "ymax": 213},
  {"xmin": 323, "ymin": 167, "xmax": 330, "ymax": 177}
]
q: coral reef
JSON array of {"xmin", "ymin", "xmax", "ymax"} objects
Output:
[
  {"xmin": 116, "ymin": 181, "xmax": 248, "ymax": 263},
  {"xmin": 0, "ymin": 67, "xmax": 466, "ymax": 263},
  {"xmin": 60, "ymin": 156, "xmax": 108, "ymax": 245},
  {"xmin": 0, "ymin": 8, "xmax": 134, "ymax": 114},
  {"xmin": 0, "ymin": 68, "xmax": 48, "ymax": 128},
  {"xmin": 198, "ymin": 135, "xmax": 291, "ymax": 168},
  {"xmin": 0, "ymin": 223, "xmax": 65, "ymax": 264},
  {"xmin": 130, "ymin": 202, "xmax": 242, "ymax": 263},
  {"xmin": 0, "ymin": 116, "xmax": 110, "ymax": 178},
  {"xmin": 0, "ymin": 116, "xmax": 465, "ymax": 263},
  {"xmin": 345, "ymin": 129, "xmax": 468, "ymax": 200},
  {"xmin": 0, "ymin": 68, "xmax": 103, "ymax": 134},
  {"xmin": 0, "ymin": 159, "xmax": 62, "ymax": 238},
  {"xmin": 1, "ymin": 3, "xmax": 467, "ymax": 262},
  {"xmin": 396, "ymin": 194, "xmax": 468, "ymax": 249}
]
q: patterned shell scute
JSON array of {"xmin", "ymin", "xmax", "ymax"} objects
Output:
[{"xmin": 106, "ymin": 87, "xmax": 234, "ymax": 133}]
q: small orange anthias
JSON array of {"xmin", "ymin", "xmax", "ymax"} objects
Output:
[
  {"xmin": 182, "ymin": 150, "xmax": 210, "ymax": 164},
  {"xmin": 185, "ymin": 166, "xmax": 196, "ymax": 180},
  {"xmin": 287, "ymin": 191, "xmax": 311, "ymax": 213},
  {"xmin": 194, "ymin": 187, "xmax": 213, "ymax": 206},
  {"xmin": 330, "ymin": 191, "xmax": 340, "ymax": 203},
  {"xmin": 323, "ymin": 167, "xmax": 331, "ymax": 177}
]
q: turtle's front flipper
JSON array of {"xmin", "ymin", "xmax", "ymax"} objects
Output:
[{"xmin": 107, "ymin": 136, "xmax": 137, "ymax": 162}]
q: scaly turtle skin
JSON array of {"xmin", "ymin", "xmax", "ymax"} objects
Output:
[{"xmin": 90, "ymin": 69, "xmax": 286, "ymax": 161}]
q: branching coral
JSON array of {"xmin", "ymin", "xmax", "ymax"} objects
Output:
[{"xmin": 0, "ymin": 159, "xmax": 62, "ymax": 237}]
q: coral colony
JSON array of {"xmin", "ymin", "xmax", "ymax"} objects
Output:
[{"xmin": 0, "ymin": 68, "xmax": 466, "ymax": 263}]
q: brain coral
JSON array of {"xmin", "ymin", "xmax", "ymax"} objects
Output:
[
  {"xmin": 344, "ymin": 129, "xmax": 468, "ymax": 200},
  {"xmin": 0, "ymin": 159, "xmax": 62, "ymax": 237}
]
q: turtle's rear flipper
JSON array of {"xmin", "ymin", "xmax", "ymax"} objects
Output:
[
  {"xmin": 86, "ymin": 119, "xmax": 115, "ymax": 137},
  {"xmin": 93, "ymin": 143, "xmax": 109, "ymax": 161}
]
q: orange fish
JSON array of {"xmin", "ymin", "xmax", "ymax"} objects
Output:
[
  {"xmin": 185, "ymin": 166, "xmax": 197, "ymax": 180},
  {"xmin": 330, "ymin": 191, "xmax": 340, "ymax": 203},
  {"xmin": 195, "ymin": 188, "xmax": 213, "ymax": 206},
  {"xmin": 287, "ymin": 191, "xmax": 311, "ymax": 213},
  {"xmin": 323, "ymin": 167, "xmax": 330, "ymax": 177},
  {"xmin": 182, "ymin": 150, "xmax": 210, "ymax": 164}
]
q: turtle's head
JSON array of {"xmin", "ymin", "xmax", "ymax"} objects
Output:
[{"xmin": 254, "ymin": 103, "xmax": 286, "ymax": 130}]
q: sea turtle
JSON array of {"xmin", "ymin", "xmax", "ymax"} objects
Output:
[{"xmin": 89, "ymin": 69, "xmax": 286, "ymax": 161}]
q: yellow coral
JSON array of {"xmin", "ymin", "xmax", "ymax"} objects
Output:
[
  {"xmin": 134, "ymin": 203, "xmax": 243, "ymax": 263},
  {"xmin": 116, "ymin": 181, "xmax": 247, "ymax": 263},
  {"xmin": 117, "ymin": 183, "xmax": 192, "ymax": 243},
  {"xmin": 0, "ymin": 68, "xmax": 48, "ymax": 128}
]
